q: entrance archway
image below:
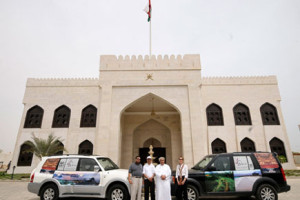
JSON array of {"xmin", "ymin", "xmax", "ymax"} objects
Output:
[{"xmin": 120, "ymin": 93, "xmax": 182, "ymax": 169}]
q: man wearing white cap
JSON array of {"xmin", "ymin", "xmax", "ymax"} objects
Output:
[{"xmin": 143, "ymin": 156, "xmax": 156, "ymax": 200}]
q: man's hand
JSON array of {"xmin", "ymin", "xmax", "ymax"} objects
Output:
[
  {"xmin": 129, "ymin": 179, "xmax": 133, "ymax": 184},
  {"xmin": 148, "ymin": 177, "xmax": 153, "ymax": 182},
  {"xmin": 161, "ymin": 175, "xmax": 166, "ymax": 180}
]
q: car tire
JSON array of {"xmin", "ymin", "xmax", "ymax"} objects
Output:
[
  {"xmin": 107, "ymin": 184, "xmax": 129, "ymax": 200},
  {"xmin": 256, "ymin": 184, "xmax": 278, "ymax": 200},
  {"xmin": 40, "ymin": 183, "xmax": 59, "ymax": 200},
  {"xmin": 187, "ymin": 184, "xmax": 199, "ymax": 200}
]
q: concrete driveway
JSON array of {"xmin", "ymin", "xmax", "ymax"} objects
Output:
[{"xmin": 0, "ymin": 178, "xmax": 299, "ymax": 200}]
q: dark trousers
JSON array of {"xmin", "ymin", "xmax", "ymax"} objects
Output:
[
  {"xmin": 176, "ymin": 177, "xmax": 188, "ymax": 200},
  {"xmin": 144, "ymin": 179, "xmax": 155, "ymax": 200}
]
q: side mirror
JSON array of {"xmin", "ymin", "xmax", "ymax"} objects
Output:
[
  {"xmin": 94, "ymin": 165, "xmax": 101, "ymax": 172},
  {"xmin": 206, "ymin": 166, "xmax": 216, "ymax": 171}
]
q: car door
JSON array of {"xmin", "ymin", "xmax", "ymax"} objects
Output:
[
  {"xmin": 53, "ymin": 158, "xmax": 80, "ymax": 195},
  {"xmin": 205, "ymin": 155, "xmax": 235, "ymax": 195},
  {"xmin": 72, "ymin": 158, "xmax": 102, "ymax": 195}
]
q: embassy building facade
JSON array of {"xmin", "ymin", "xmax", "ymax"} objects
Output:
[{"xmin": 9, "ymin": 54, "xmax": 296, "ymax": 173}]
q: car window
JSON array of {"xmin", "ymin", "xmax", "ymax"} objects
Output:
[
  {"xmin": 192, "ymin": 156, "xmax": 214, "ymax": 170},
  {"xmin": 78, "ymin": 158, "xmax": 99, "ymax": 171},
  {"xmin": 97, "ymin": 157, "xmax": 119, "ymax": 170},
  {"xmin": 57, "ymin": 158, "xmax": 79, "ymax": 171},
  {"xmin": 233, "ymin": 156, "xmax": 254, "ymax": 171},
  {"xmin": 211, "ymin": 156, "xmax": 231, "ymax": 171}
]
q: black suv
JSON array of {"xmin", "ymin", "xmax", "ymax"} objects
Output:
[{"xmin": 171, "ymin": 152, "xmax": 290, "ymax": 200}]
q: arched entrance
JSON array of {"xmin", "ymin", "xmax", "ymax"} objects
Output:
[{"xmin": 120, "ymin": 93, "xmax": 182, "ymax": 169}]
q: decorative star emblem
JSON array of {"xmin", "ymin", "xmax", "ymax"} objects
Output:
[{"xmin": 146, "ymin": 73, "xmax": 153, "ymax": 80}]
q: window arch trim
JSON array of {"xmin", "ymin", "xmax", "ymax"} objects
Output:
[{"xmin": 52, "ymin": 105, "xmax": 71, "ymax": 128}]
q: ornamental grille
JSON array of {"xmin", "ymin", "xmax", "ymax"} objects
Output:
[
  {"xmin": 206, "ymin": 103, "xmax": 224, "ymax": 126},
  {"xmin": 24, "ymin": 105, "xmax": 44, "ymax": 128},
  {"xmin": 52, "ymin": 105, "xmax": 71, "ymax": 128},
  {"xmin": 78, "ymin": 140, "xmax": 93, "ymax": 155},
  {"xmin": 17, "ymin": 143, "xmax": 33, "ymax": 166},
  {"xmin": 233, "ymin": 103, "xmax": 252, "ymax": 125},
  {"xmin": 240, "ymin": 138, "xmax": 256, "ymax": 152},
  {"xmin": 211, "ymin": 138, "xmax": 227, "ymax": 154},
  {"xmin": 260, "ymin": 103, "xmax": 280, "ymax": 125},
  {"xmin": 270, "ymin": 137, "xmax": 287, "ymax": 161},
  {"xmin": 80, "ymin": 105, "xmax": 97, "ymax": 127}
]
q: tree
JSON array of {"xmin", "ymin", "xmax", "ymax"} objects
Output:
[{"xmin": 25, "ymin": 133, "xmax": 67, "ymax": 159}]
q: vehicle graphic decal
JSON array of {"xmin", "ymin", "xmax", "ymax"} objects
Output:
[
  {"xmin": 254, "ymin": 153, "xmax": 280, "ymax": 173},
  {"xmin": 53, "ymin": 172, "xmax": 100, "ymax": 185},
  {"xmin": 40, "ymin": 158, "xmax": 60, "ymax": 174},
  {"xmin": 234, "ymin": 170, "xmax": 261, "ymax": 191},
  {"xmin": 205, "ymin": 171, "xmax": 235, "ymax": 192}
]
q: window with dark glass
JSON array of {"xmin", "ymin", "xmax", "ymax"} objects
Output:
[
  {"xmin": 78, "ymin": 140, "xmax": 93, "ymax": 155},
  {"xmin": 52, "ymin": 105, "xmax": 71, "ymax": 128},
  {"xmin": 17, "ymin": 143, "xmax": 33, "ymax": 166},
  {"xmin": 206, "ymin": 103, "xmax": 224, "ymax": 126},
  {"xmin": 210, "ymin": 156, "xmax": 231, "ymax": 171},
  {"xmin": 260, "ymin": 103, "xmax": 280, "ymax": 125},
  {"xmin": 233, "ymin": 103, "xmax": 252, "ymax": 125},
  {"xmin": 80, "ymin": 105, "xmax": 97, "ymax": 127},
  {"xmin": 78, "ymin": 158, "xmax": 99, "ymax": 171},
  {"xmin": 24, "ymin": 105, "xmax": 44, "ymax": 128},
  {"xmin": 211, "ymin": 138, "xmax": 227, "ymax": 154},
  {"xmin": 240, "ymin": 137, "xmax": 256, "ymax": 152},
  {"xmin": 269, "ymin": 137, "xmax": 287, "ymax": 161}
]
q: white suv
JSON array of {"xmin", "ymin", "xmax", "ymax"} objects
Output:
[{"xmin": 28, "ymin": 155, "xmax": 130, "ymax": 200}]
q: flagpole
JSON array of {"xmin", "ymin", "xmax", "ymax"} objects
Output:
[{"xmin": 150, "ymin": 19, "xmax": 152, "ymax": 57}]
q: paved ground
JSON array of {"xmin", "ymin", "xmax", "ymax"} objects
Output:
[{"xmin": 0, "ymin": 178, "xmax": 299, "ymax": 200}]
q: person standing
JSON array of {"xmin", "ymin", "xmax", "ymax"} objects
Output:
[
  {"xmin": 176, "ymin": 156, "xmax": 188, "ymax": 200},
  {"xmin": 128, "ymin": 156, "xmax": 143, "ymax": 200},
  {"xmin": 155, "ymin": 157, "xmax": 172, "ymax": 200},
  {"xmin": 143, "ymin": 156, "xmax": 156, "ymax": 200}
]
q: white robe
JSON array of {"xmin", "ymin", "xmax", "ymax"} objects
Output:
[{"xmin": 155, "ymin": 164, "xmax": 172, "ymax": 200}]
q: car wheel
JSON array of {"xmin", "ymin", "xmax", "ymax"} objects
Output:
[
  {"xmin": 107, "ymin": 184, "xmax": 129, "ymax": 200},
  {"xmin": 40, "ymin": 184, "xmax": 59, "ymax": 200},
  {"xmin": 256, "ymin": 184, "xmax": 278, "ymax": 200},
  {"xmin": 187, "ymin": 184, "xmax": 199, "ymax": 200}
]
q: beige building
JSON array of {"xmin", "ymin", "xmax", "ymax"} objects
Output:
[{"xmin": 9, "ymin": 54, "xmax": 296, "ymax": 173}]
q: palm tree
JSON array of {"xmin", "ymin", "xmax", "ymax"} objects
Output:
[{"xmin": 25, "ymin": 133, "xmax": 67, "ymax": 159}]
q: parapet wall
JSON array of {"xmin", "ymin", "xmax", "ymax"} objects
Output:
[
  {"xmin": 100, "ymin": 54, "xmax": 201, "ymax": 71},
  {"xmin": 202, "ymin": 76, "xmax": 278, "ymax": 85},
  {"xmin": 26, "ymin": 78, "xmax": 99, "ymax": 87}
]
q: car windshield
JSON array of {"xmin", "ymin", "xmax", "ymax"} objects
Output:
[
  {"xmin": 192, "ymin": 155, "xmax": 215, "ymax": 170},
  {"xmin": 97, "ymin": 157, "xmax": 119, "ymax": 171}
]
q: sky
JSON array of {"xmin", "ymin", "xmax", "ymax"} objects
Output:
[{"xmin": 0, "ymin": 0, "xmax": 299, "ymax": 153}]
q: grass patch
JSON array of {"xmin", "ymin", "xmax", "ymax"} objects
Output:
[
  {"xmin": 0, "ymin": 172, "xmax": 30, "ymax": 180},
  {"xmin": 284, "ymin": 170, "xmax": 300, "ymax": 176}
]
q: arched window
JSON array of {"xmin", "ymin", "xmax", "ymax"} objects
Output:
[
  {"xmin": 24, "ymin": 105, "xmax": 44, "ymax": 128},
  {"xmin": 270, "ymin": 137, "xmax": 287, "ymax": 160},
  {"xmin": 240, "ymin": 137, "xmax": 256, "ymax": 152},
  {"xmin": 55, "ymin": 141, "xmax": 64, "ymax": 155},
  {"xmin": 233, "ymin": 103, "xmax": 252, "ymax": 125},
  {"xmin": 80, "ymin": 105, "xmax": 97, "ymax": 127},
  {"xmin": 52, "ymin": 105, "xmax": 71, "ymax": 128},
  {"xmin": 260, "ymin": 103, "xmax": 280, "ymax": 125},
  {"xmin": 206, "ymin": 103, "xmax": 224, "ymax": 126},
  {"xmin": 78, "ymin": 140, "xmax": 93, "ymax": 155},
  {"xmin": 211, "ymin": 138, "xmax": 227, "ymax": 154},
  {"xmin": 17, "ymin": 143, "xmax": 33, "ymax": 166}
]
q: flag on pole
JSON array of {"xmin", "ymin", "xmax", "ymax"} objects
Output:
[{"xmin": 144, "ymin": 0, "xmax": 151, "ymax": 22}]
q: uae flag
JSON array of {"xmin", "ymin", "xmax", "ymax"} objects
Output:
[{"xmin": 144, "ymin": 0, "xmax": 151, "ymax": 22}]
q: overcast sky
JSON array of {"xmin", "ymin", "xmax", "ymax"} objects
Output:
[{"xmin": 0, "ymin": 0, "xmax": 299, "ymax": 153}]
